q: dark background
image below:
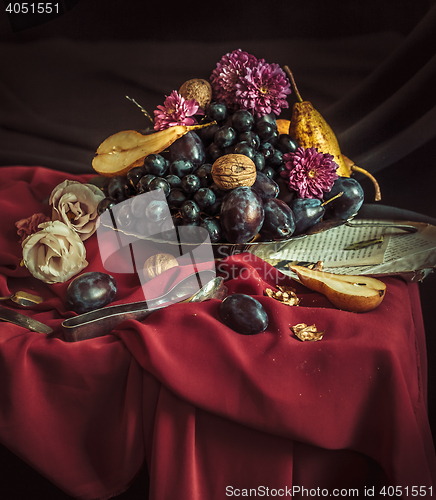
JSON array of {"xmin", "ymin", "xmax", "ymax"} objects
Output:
[{"xmin": 0, "ymin": 1, "xmax": 435, "ymax": 498}]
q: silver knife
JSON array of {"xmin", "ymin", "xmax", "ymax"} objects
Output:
[{"xmin": 0, "ymin": 304, "xmax": 53, "ymax": 334}]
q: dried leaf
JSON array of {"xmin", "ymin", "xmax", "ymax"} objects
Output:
[{"xmin": 291, "ymin": 323, "xmax": 324, "ymax": 341}]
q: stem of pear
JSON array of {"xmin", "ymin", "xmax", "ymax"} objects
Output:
[
  {"xmin": 283, "ymin": 66, "xmax": 303, "ymax": 103},
  {"xmin": 350, "ymin": 165, "xmax": 382, "ymax": 202}
]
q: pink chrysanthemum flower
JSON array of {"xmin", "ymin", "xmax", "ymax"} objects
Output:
[
  {"xmin": 236, "ymin": 61, "xmax": 291, "ymax": 117},
  {"xmin": 281, "ymin": 147, "xmax": 339, "ymax": 199},
  {"xmin": 153, "ymin": 90, "xmax": 202, "ymax": 131},
  {"xmin": 210, "ymin": 49, "xmax": 259, "ymax": 109}
]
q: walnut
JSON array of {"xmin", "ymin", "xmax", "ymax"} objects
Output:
[
  {"xmin": 211, "ymin": 154, "xmax": 257, "ymax": 191},
  {"xmin": 143, "ymin": 253, "xmax": 178, "ymax": 281},
  {"xmin": 179, "ymin": 79, "xmax": 212, "ymax": 111}
]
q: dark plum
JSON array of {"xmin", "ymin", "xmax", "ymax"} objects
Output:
[
  {"xmin": 220, "ymin": 186, "xmax": 264, "ymax": 244},
  {"xmin": 276, "ymin": 177, "xmax": 297, "ymax": 205},
  {"xmin": 251, "ymin": 171, "xmax": 279, "ymax": 199},
  {"xmin": 323, "ymin": 177, "xmax": 364, "ymax": 220},
  {"xmin": 65, "ymin": 272, "xmax": 117, "ymax": 314},
  {"xmin": 219, "ymin": 294, "xmax": 268, "ymax": 335},
  {"xmin": 169, "ymin": 131, "xmax": 206, "ymax": 167},
  {"xmin": 290, "ymin": 198, "xmax": 325, "ymax": 235},
  {"xmin": 259, "ymin": 198, "xmax": 296, "ymax": 241}
]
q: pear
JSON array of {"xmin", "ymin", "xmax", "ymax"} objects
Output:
[
  {"xmin": 289, "ymin": 265, "xmax": 386, "ymax": 313},
  {"xmin": 283, "ymin": 66, "xmax": 381, "ymax": 201}
]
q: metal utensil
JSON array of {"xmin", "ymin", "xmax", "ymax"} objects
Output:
[
  {"xmin": 62, "ymin": 270, "xmax": 228, "ymax": 342},
  {"xmin": 0, "ymin": 291, "xmax": 44, "ymax": 307},
  {"xmin": 0, "ymin": 304, "xmax": 53, "ymax": 334}
]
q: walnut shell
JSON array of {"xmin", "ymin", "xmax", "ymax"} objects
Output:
[
  {"xmin": 211, "ymin": 154, "xmax": 257, "ymax": 191},
  {"xmin": 143, "ymin": 253, "xmax": 178, "ymax": 281},
  {"xmin": 179, "ymin": 78, "xmax": 212, "ymax": 111}
]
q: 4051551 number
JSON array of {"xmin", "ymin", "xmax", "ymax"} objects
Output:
[{"xmin": 5, "ymin": 3, "xmax": 60, "ymax": 14}]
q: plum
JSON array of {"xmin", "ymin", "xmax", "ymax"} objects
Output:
[
  {"xmin": 219, "ymin": 294, "xmax": 268, "ymax": 335},
  {"xmin": 65, "ymin": 272, "xmax": 117, "ymax": 314},
  {"xmin": 259, "ymin": 198, "xmax": 296, "ymax": 241}
]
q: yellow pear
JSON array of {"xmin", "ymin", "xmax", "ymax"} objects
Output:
[
  {"xmin": 289, "ymin": 265, "xmax": 386, "ymax": 313},
  {"xmin": 283, "ymin": 66, "xmax": 381, "ymax": 201}
]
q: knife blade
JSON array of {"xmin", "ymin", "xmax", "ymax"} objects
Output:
[{"xmin": 0, "ymin": 304, "xmax": 53, "ymax": 334}]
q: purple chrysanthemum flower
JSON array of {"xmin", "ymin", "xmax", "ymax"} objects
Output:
[
  {"xmin": 280, "ymin": 147, "xmax": 339, "ymax": 199},
  {"xmin": 153, "ymin": 90, "xmax": 202, "ymax": 131},
  {"xmin": 210, "ymin": 49, "xmax": 258, "ymax": 109},
  {"xmin": 236, "ymin": 61, "xmax": 291, "ymax": 117}
]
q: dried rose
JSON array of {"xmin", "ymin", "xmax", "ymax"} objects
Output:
[
  {"xmin": 15, "ymin": 213, "xmax": 50, "ymax": 243},
  {"xmin": 49, "ymin": 180, "xmax": 105, "ymax": 241},
  {"xmin": 22, "ymin": 221, "xmax": 88, "ymax": 284}
]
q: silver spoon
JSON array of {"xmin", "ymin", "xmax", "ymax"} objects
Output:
[
  {"xmin": 0, "ymin": 291, "xmax": 44, "ymax": 307},
  {"xmin": 62, "ymin": 270, "xmax": 228, "ymax": 342}
]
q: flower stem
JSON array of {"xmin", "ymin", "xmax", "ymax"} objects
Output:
[{"xmin": 283, "ymin": 66, "xmax": 303, "ymax": 103}]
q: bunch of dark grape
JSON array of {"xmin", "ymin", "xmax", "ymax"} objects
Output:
[{"xmin": 96, "ymin": 102, "xmax": 364, "ymax": 246}]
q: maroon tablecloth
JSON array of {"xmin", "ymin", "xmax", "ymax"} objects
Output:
[{"xmin": 0, "ymin": 166, "xmax": 435, "ymax": 499}]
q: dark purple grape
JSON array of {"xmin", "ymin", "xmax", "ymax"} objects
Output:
[
  {"xmin": 143, "ymin": 154, "xmax": 168, "ymax": 176},
  {"xmin": 262, "ymin": 166, "xmax": 276, "ymax": 179},
  {"xmin": 276, "ymin": 134, "xmax": 298, "ymax": 154},
  {"xmin": 255, "ymin": 112, "xmax": 277, "ymax": 127},
  {"xmin": 193, "ymin": 187, "xmax": 216, "ymax": 211},
  {"xmin": 220, "ymin": 187, "xmax": 264, "ymax": 244},
  {"xmin": 268, "ymin": 148, "xmax": 284, "ymax": 167},
  {"xmin": 169, "ymin": 159, "xmax": 195, "ymax": 178},
  {"xmin": 148, "ymin": 177, "xmax": 171, "ymax": 197},
  {"xmin": 233, "ymin": 141, "xmax": 255, "ymax": 160},
  {"xmin": 180, "ymin": 200, "xmax": 201, "ymax": 223},
  {"xmin": 259, "ymin": 198, "xmax": 296, "ymax": 241},
  {"xmin": 323, "ymin": 177, "xmax": 364, "ymax": 220},
  {"xmin": 167, "ymin": 188, "xmax": 187, "ymax": 209},
  {"xmin": 206, "ymin": 102, "xmax": 228, "ymax": 122},
  {"xmin": 210, "ymin": 183, "xmax": 227, "ymax": 199},
  {"xmin": 107, "ymin": 176, "xmax": 130, "ymax": 202},
  {"xmin": 136, "ymin": 174, "xmax": 156, "ymax": 194},
  {"xmin": 253, "ymin": 152, "xmax": 265, "ymax": 171},
  {"xmin": 196, "ymin": 163, "xmax": 213, "ymax": 187},
  {"xmin": 204, "ymin": 197, "xmax": 222, "ymax": 216},
  {"xmin": 197, "ymin": 123, "xmax": 220, "ymax": 145},
  {"xmin": 231, "ymin": 109, "xmax": 254, "ymax": 132},
  {"xmin": 200, "ymin": 217, "xmax": 222, "ymax": 243},
  {"xmin": 97, "ymin": 197, "xmax": 117, "ymax": 215},
  {"xmin": 268, "ymin": 130, "xmax": 280, "ymax": 146},
  {"xmin": 239, "ymin": 131, "xmax": 260, "ymax": 150},
  {"xmin": 254, "ymin": 121, "xmax": 276, "ymax": 141},
  {"xmin": 251, "ymin": 171, "xmax": 279, "ymax": 199},
  {"xmin": 126, "ymin": 166, "xmax": 146, "ymax": 188},
  {"xmin": 207, "ymin": 143, "xmax": 223, "ymax": 162},
  {"xmin": 145, "ymin": 199, "xmax": 170, "ymax": 223},
  {"xmin": 181, "ymin": 174, "xmax": 201, "ymax": 194},
  {"xmin": 220, "ymin": 294, "xmax": 268, "ymax": 335},
  {"xmin": 214, "ymin": 126, "xmax": 237, "ymax": 148},
  {"xmin": 259, "ymin": 142, "xmax": 274, "ymax": 161},
  {"xmin": 115, "ymin": 202, "xmax": 135, "ymax": 230},
  {"xmin": 169, "ymin": 131, "xmax": 206, "ymax": 167},
  {"xmin": 165, "ymin": 174, "xmax": 182, "ymax": 190},
  {"xmin": 290, "ymin": 198, "xmax": 325, "ymax": 235},
  {"xmin": 65, "ymin": 272, "xmax": 117, "ymax": 314}
]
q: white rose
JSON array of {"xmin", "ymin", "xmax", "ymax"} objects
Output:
[
  {"xmin": 49, "ymin": 180, "xmax": 105, "ymax": 241},
  {"xmin": 22, "ymin": 221, "xmax": 88, "ymax": 284}
]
